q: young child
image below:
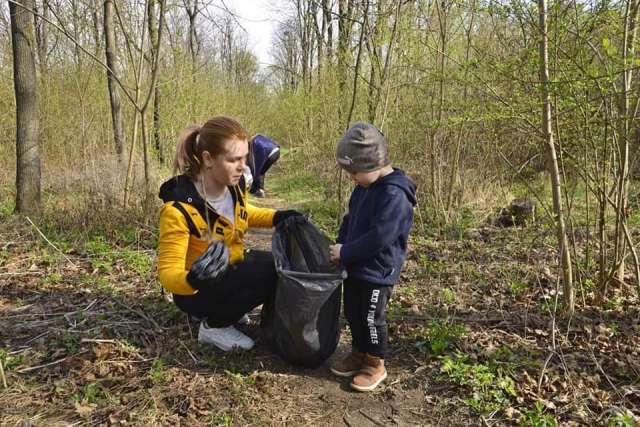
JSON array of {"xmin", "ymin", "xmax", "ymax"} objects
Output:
[{"xmin": 329, "ymin": 122, "xmax": 417, "ymax": 392}]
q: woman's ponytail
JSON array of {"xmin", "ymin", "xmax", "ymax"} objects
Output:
[{"xmin": 173, "ymin": 124, "xmax": 202, "ymax": 178}]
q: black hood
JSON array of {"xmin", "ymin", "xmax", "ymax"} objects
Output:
[
  {"xmin": 373, "ymin": 168, "xmax": 417, "ymax": 206},
  {"xmin": 158, "ymin": 175, "xmax": 205, "ymax": 207}
]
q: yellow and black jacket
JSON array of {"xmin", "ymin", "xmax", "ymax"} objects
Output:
[{"xmin": 157, "ymin": 175, "xmax": 275, "ymax": 295}]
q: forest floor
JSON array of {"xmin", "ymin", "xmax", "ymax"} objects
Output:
[{"xmin": 1, "ymin": 181, "xmax": 639, "ymax": 427}]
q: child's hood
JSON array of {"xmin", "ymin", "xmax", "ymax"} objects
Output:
[
  {"xmin": 374, "ymin": 168, "xmax": 417, "ymax": 206},
  {"xmin": 158, "ymin": 175, "xmax": 205, "ymax": 207}
]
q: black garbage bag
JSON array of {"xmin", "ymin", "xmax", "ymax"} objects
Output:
[{"xmin": 261, "ymin": 216, "xmax": 346, "ymax": 367}]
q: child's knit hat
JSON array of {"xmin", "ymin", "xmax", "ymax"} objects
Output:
[{"xmin": 336, "ymin": 122, "xmax": 390, "ymax": 172}]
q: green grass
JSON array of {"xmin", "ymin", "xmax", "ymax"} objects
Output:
[
  {"xmin": 270, "ymin": 171, "xmax": 340, "ymax": 235},
  {"xmin": 271, "ymin": 172, "xmax": 325, "ymax": 203}
]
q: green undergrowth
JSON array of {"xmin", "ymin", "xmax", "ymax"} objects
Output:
[{"xmin": 270, "ymin": 171, "xmax": 340, "ymax": 235}]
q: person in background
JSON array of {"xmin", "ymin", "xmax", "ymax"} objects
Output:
[
  {"xmin": 328, "ymin": 122, "xmax": 417, "ymax": 392},
  {"xmin": 249, "ymin": 134, "xmax": 280, "ymax": 198},
  {"xmin": 157, "ymin": 116, "xmax": 302, "ymax": 351}
]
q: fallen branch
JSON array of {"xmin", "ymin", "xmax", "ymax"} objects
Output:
[
  {"xmin": 0, "ymin": 271, "xmax": 43, "ymax": 277},
  {"xmin": 25, "ymin": 216, "xmax": 76, "ymax": 267},
  {"xmin": 102, "ymin": 358, "xmax": 157, "ymax": 364},
  {"xmin": 0, "ymin": 358, "xmax": 7, "ymax": 388},
  {"xmin": 80, "ymin": 338, "xmax": 119, "ymax": 344},
  {"xmin": 179, "ymin": 340, "xmax": 199, "ymax": 364},
  {"xmin": 359, "ymin": 409, "xmax": 386, "ymax": 427},
  {"xmin": 17, "ymin": 357, "xmax": 67, "ymax": 373}
]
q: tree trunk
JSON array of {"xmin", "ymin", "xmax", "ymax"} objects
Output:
[
  {"xmin": 10, "ymin": 0, "xmax": 41, "ymax": 214},
  {"xmin": 446, "ymin": 0, "xmax": 476, "ymax": 212},
  {"xmin": 323, "ymin": 0, "xmax": 331, "ymax": 62},
  {"xmin": 141, "ymin": 0, "xmax": 166, "ymax": 201},
  {"xmin": 34, "ymin": 0, "xmax": 47, "ymax": 74},
  {"xmin": 538, "ymin": 0, "xmax": 574, "ymax": 312},
  {"xmin": 337, "ymin": 0, "xmax": 353, "ymax": 119},
  {"xmin": 104, "ymin": 0, "xmax": 126, "ymax": 160},
  {"xmin": 375, "ymin": 0, "xmax": 403, "ymax": 131},
  {"xmin": 184, "ymin": 0, "xmax": 199, "ymax": 63},
  {"xmin": 312, "ymin": 0, "xmax": 323, "ymax": 73},
  {"xmin": 612, "ymin": 0, "xmax": 639, "ymax": 288},
  {"xmin": 147, "ymin": 0, "xmax": 163, "ymax": 163},
  {"xmin": 337, "ymin": 0, "xmax": 369, "ymax": 226}
]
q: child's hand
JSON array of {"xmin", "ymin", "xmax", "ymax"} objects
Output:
[{"xmin": 329, "ymin": 244, "xmax": 342, "ymax": 264}]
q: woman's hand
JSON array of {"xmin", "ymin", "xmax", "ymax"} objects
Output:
[
  {"xmin": 329, "ymin": 244, "xmax": 342, "ymax": 264},
  {"xmin": 186, "ymin": 240, "xmax": 230, "ymax": 290}
]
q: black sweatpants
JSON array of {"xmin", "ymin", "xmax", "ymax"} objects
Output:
[
  {"xmin": 173, "ymin": 250, "xmax": 277, "ymax": 328},
  {"xmin": 250, "ymin": 150, "xmax": 281, "ymax": 192},
  {"xmin": 343, "ymin": 276, "xmax": 393, "ymax": 359}
]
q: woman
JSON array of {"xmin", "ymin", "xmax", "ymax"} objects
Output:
[{"xmin": 157, "ymin": 116, "xmax": 301, "ymax": 351}]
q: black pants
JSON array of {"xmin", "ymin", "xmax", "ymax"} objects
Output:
[
  {"xmin": 173, "ymin": 250, "xmax": 277, "ymax": 328},
  {"xmin": 343, "ymin": 276, "xmax": 393, "ymax": 358},
  {"xmin": 250, "ymin": 150, "xmax": 281, "ymax": 192}
]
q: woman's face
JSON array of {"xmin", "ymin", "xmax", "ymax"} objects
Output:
[{"xmin": 206, "ymin": 138, "xmax": 248, "ymax": 187}]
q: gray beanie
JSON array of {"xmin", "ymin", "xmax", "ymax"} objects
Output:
[{"xmin": 336, "ymin": 122, "xmax": 390, "ymax": 172}]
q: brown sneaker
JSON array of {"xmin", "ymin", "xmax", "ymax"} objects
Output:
[
  {"xmin": 330, "ymin": 349, "xmax": 364, "ymax": 377},
  {"xmin": 350, "ymin": 354, "xmax": 387, "ymax": 392}
]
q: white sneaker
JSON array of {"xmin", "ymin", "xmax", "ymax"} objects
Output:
[
  {"xmin": 198, "ymin": 323, "xmax": 254, "ymax": 351},
  {"xmin": 237, "ymin": 313, "xmax": 250, "ymax": 324}
]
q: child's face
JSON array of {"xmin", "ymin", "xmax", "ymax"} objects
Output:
[{"xmin": 346, "ymin": 169, "xmax": 381, "ymax": 187}]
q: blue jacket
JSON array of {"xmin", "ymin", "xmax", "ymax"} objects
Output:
[
  {"xmin": 250, "ymin": 134, "xmax": 279, "ymax": 175},
  {"xmin": 337, "ymin": 168, "xmax": 417, "ymax": 285}
]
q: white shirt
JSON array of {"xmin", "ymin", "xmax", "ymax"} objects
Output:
[{"xmin": 206, "ymin": 188, "xmax": 235, "ymax": 227}]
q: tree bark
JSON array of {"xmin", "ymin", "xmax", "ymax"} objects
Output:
[
  {"xmin": 184, "ymin": 0, "xmax": 199, "ymax": 63},
  {"xmin": 34, "ymin": 0, "xmax": 47, "ymax": 74},
  {"xmin": 147, "ymin": 0, "xmax": 163, "ymax": 163},
  {"xmin": 612, "ymin": 0, "xmax": 639, "ymax": 288},
  {"xmin": 10, "ymin": 0, "xmax": 41, "ymax": 214},
  {"xmin": 538, "ymin": 0, "xmax": 574, "ymax": 312},
  {"xmin": 104, "ymin": 0, "xmax": 126, "ymax": 159},
  {"xmin": 337, "ymin": 0, "xmax": 353, "ymax": 118}
]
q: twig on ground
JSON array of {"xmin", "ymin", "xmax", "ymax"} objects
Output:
[
  {"xmin": 80, "ymin": 338, "xmax": 119, "ymax": 344},
  {"xmin": 359, "ymin": 409, "xmax": 386, "ymax": 427},
  {"xmin": 186, "ymin": 315, "xmax": 194, "ymax": 339},
  {"xmin": 537, "ymin": 352, "xmax": 555, "ymax": 395},
  {"xmin": 0, "ymin": 272, "xmax": 43, "ymax": 277},
  {"xmin": 111, "ymin": 296, "xmax": 164, "ymax": 332},
  {"xmin": 24, "ymin": 331, "xmax": 49, "ymax": 344},
  {"xmin": 0, "ymin": 358, "xmax": 7, "ymax": 388},
  {"xmin": 179, "ymin": 340, "xmax": 199, "ymax": 364},
  {"xmin": 83, "ymin": 299, "xmax": 98, "ymax": 312},
  {"xmin": 25, "ymin": 216, "xmax": 76, "ymax": 266},
  {"xmin": 590, "ymin": 352, "xmax": 623, "ymax": 400},
  {"xmin": 102, "ymin": 358, "xmax": 157, "ymax": 364},
  {"xmin": 4, "ymin": 309, "xmax": 112, "ymax": 318},
  {"xmin": 17, "ymin": 357, "xmax": 67, "ymax": 373},
  {"xmin": 342, "ymin": 415, "xmax": 353, "ymax": 427}
]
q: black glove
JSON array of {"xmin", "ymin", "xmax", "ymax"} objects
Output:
[
  {"xmin": 186, "ymin": 240, "xmax": 230, "ymax": 290},
  {"xmin": 273, "ymin": 210, "xmax": 304, "ymax": 226}
]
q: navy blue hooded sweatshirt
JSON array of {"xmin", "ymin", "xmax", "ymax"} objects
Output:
[
  {"xmin": 250, "ymin": 134, "xmax": 279, "ymax": 176},
  {"xmin": 337, "ymin": 168, "xmax": 417, "ymax": 285}
]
